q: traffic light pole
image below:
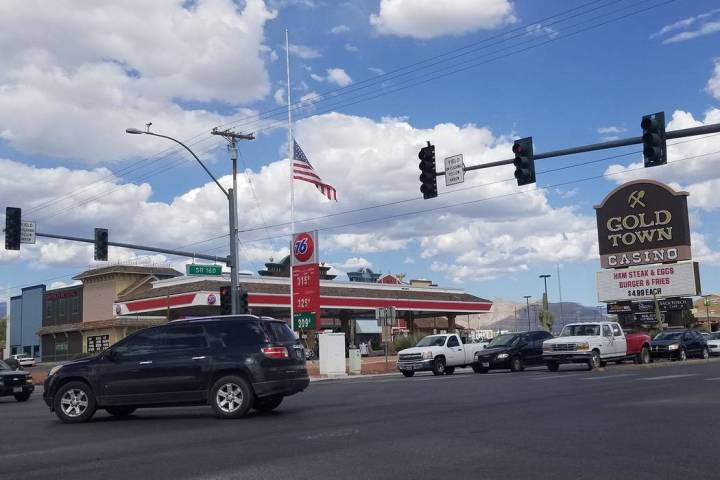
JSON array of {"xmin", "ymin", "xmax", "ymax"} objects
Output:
[
  {"xmin": 434, "ymin": 122, "xmax": 720, "ymax": 176},
  {"xmin": 34, "ymin": 231, "xmax": 228, "ymax": 263}
]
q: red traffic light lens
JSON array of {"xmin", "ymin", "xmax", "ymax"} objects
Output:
[{"xmin": 512, "ymin": 143, "xmax": 523, "ymax": 155}]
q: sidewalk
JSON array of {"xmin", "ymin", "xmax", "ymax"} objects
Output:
[{"xmin": 25, "ymin": 356, "xmax": 400, "ymax": 385}]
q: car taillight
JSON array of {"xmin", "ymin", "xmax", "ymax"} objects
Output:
[{"xmin": 261, "ymin": 346, "xmax": 289, "ymax": 359}]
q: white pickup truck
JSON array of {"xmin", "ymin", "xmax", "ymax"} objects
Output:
[
  {"xmin": 542, "ymin": 321, "xmax": 651, "ymax": 371},
  {"xmin": 396, "ymin": 334, "xmax": 488, "ymax": 377}
]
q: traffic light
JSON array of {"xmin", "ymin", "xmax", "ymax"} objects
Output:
[
  {"xmin": 239, "ymin": 290, "xmax": 249, "ymax": 314},
  {"xmin": 641, "ymin": 112, "xmax": 666, "ymax": 167},
  {"xmin": 418, "ymin": 142, "xmax": 437, "ymax": 199},
  {"xmin": 94, "ymin": 228, "xmax": 108, "ymax": 261},
  {"xmin": 4, "ymin": 207, "xmax": 21, "ymax": 251},
  {"xmin": 512, "ymin": 137, "xmax": 535, "ymax": 186},
  {"xmin": 220, "ymin": 286, "xmax": 231, "ymax": 315}
]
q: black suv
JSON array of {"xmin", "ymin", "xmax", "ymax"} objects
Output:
[
  {"xmin": 43, "ymin": 315, "xmax": 309, "ymax": 423},
  {"xmin": 473, "ymin": 330, "xmax": 554, "ymax": 372},
  {"xmin": 0, "ymin": 359, "xmax": 34, "ymax": 402},
  {"xmin": 650, "ymin": 329, "xmax": 709, "ymax": 361}
]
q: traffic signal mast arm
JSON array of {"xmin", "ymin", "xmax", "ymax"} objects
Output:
[
  {"xmin": 34, "ymin": 231, "xmax": 228, "ymax": 264},
  {"xmin": 433, "ymin": 121, "xmax": 720, "ymax": 176}
]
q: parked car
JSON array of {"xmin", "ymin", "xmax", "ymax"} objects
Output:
[
  {"xmin": 396, "ymin": 333, "xmax": 487, "ymax": 377},
  {"xmin": 10, "ymin": 354, "xmax": 36, "ymax": 367},
  {"xmin": 650, "ymin": 329, "xmax": 709, "ymax": 361},
  {"xmin": 473, "ymin": 330, "xmax": 553, "ymax": 373},
  {"xmin": 0, "ymin": 360, "xmax": 34, "ymax": 402},
  {"xmin": 706, "ymin": 332, "xmax": 720, "ymax": 356},
  {"xmin": 542, "ymin": 322, "xmax": 651, "ymax": 371},
  {"xmin": 43, "ymin": 315, "xmax": 310, "ymax": 423}
]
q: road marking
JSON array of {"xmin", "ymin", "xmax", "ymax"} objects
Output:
[
  {"xmin": 638, "ymin": 374, "xmax": 697, "ymax": 381},
  {"xmin": 581, "ymin": 373, "xmax": 638, "ymax": 380},
  {"xmin": 531, "ymin": 374, "xmax": 584, "ymax": 380},
  {"xmin": 704, "ymin": 377, "xmax": 720, "ymax": 381}
]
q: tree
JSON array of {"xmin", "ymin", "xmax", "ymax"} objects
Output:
[{"xmin": 538, "ymin": 293, "xmax": 554, "ymax": 331}]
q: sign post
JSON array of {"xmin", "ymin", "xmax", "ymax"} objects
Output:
[{"xmin": 291, "ymin": 231, "xmax": 320, "ymax": 332}]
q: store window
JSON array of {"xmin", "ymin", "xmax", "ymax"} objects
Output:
[
  {"xmin": 71, "ymin": 297, "xmax": 79, "ymax": 315},
  {"xmin": 46, "ymin": 301, "xmax": 53, "ymax": 319},
  {"xmin": 58, "ymin": 298, "xmax": 66, "ymax": 319}
]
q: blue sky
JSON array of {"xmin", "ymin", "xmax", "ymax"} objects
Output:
[{"xmin": 1, "ymin": 0, "xmax": 720, "ymax": 309}]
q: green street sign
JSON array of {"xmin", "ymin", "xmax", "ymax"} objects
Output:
[
  {"xmin": 294, "ymin": 312, "xmax": 316, "ymax": 330},
  {"xmin": 186, "ymin": 264, "xmax": 223, "ymax": 276}
]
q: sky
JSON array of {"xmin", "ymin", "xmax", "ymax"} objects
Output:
[{"xmin": 1, "ymin": 0, "xmax": 720, "ymax": 309}]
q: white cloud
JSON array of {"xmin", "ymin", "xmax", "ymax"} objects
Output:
[
  {"xmin": 329, "ymin": 25, "xmax": 350, "ymax": 34},
  {"xmin": 708, "ymin": 60, "xmax": 720, "ymax": 100},
  {"xmin": 525, "ymin": 23, "xmax": 558, "ymax": 39},
  {"xmin": 274, "ymin": 87, "xmax": 286, "ymax": 106},
  {"xmin": 287, "ymin": 43, "xmax": 322, "ymax": 59},
  {"xmin": 2, "ymin": 112, "xmax": 602, "ymax": 284},
  {"xmin": 338, "ymin": 257, "xmax": 372, "ymax": 270},
  {"xmin": 370, "ymin": 0, "xmax": 515, "ymax": 39},
  {"xmin": 344, "ymin": 43, "xmax": 360, "ymax": 53},
  {"xmin": 310, "ymin": 73, "xmax": 325, "ymax": 82},
  {"xmin": 369, "ymin": 67, "xmax": 385, "ymax": 75},
  {"xmin": 651, "ymin": 9, "xmax": 720, "ymax": 43},
  {"xmin": 326, "ymin": 68, "xmax": 352, "ymax": 87},
  {"xmin": 597, "ymin": 126, "xmax": 627, "ymax": 135},
  {"xmin": 0, "ymin": 0, "xmax": 276, "ymax": 162}
]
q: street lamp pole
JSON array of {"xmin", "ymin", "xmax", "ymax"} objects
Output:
[
  {"xmin": 126, "ymin": 126, "xmax": 253, "ymax": 314},
  {"xmin": 524, "ymin": 295, "xmax": 531, "ymax": 331}
]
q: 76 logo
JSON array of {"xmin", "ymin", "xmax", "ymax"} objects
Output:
[{"xmin": 294, "ymin": 238, "xmax": 308, "ymax": 255}]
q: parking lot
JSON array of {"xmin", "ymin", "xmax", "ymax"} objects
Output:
[{"xmin": 2, "ymin": 359, "xmax": 720, "ymax": 480}]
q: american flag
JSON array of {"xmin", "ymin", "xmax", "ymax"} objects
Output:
[{"xmin": 293, "ymin": 139, "xmax": 337, "ymax": 201}]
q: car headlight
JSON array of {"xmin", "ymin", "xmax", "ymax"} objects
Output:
[
  {"xmin": 496, "ymin": 353, "xmax": 509, "ymax": 360},
  {"xmin": 668, "ymin": 344, "xmax": 679, "ymax": 351},
  {"xmin": 26, "ymin": 376, "xmax": 33, "ymax": 384},
  {"xmin": 49, "ymin": 365, "xmax": 63, "ymax": 377},
  {"xmin": 423, "ymin": 351, "xmax": 433, "ymax": 360},
  {"xmin": 575, "ymin": 342, "xmax": 590, "ymax": 351}
]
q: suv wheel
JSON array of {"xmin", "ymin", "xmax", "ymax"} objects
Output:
[
  {"xmin": 210, "ymin": 375, "xmax": 254, "ymax": 419},
  {"xmin": 106, "ymin": 406, "xmax": 136, "ymax": 417},
  {"xmin": 432, "ymin": 357, "xmax": 446, "ymax": 376},
  {"xmin": 702, "ymin": 347, "xmax": 710, "ymax": 360},
  {"xmin": 472, "ymin": 365, "xmax": 488, "ymax": 374},
  {"xmin": 54, "ymin": 381, "xmax": 96, "ymax": 424},
  {"xmin": 588, "ymin": 351, "xmax": 601, "ymax": 370},
  {"xmin": 401, "ymin": 371, "xmax": 415, "ymax": 377},
  {"xmin": 510, "ymin": 356, "xmax": 524, "ymax": 372},
  {"xmin": 679, "ymin": 348, "xmax": 688, "ymax": 361},
  {"xmin": 254, "ymin": 395, "xmax": 283, "ymax": 413},
  {"xmin": 13, "ymin": 392, "xmax": 31, "ymax": 402},
  {"xmin": 546, "ymin": 361, "xmax": 559, "ymax": 372}
]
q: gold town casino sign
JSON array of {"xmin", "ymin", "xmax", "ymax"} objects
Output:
[{"xmin": 594, "ymin": 180, "xmax": 691, "ymax": 269}]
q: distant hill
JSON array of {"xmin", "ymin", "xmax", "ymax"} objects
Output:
[{"xmin": 467, "ymin": 298, "xmax": 608, "ymax": 334}]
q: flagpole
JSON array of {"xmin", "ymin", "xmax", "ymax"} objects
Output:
[{"xmin": 286, "ymin": 29, "xmax": 295, "ymax": 331}]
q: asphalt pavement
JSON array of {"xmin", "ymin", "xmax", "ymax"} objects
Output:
[{"xmin": 2, "ymin": 360, "xmax": 720, "ymax": 480}]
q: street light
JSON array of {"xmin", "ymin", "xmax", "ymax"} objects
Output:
[
  {"xmin": 126, "ymin": 126, "xmax": 242, "ymax": 314},
  {"xmin": 523, "ymin": 295, "xmax": 531, "ymax": 331}
]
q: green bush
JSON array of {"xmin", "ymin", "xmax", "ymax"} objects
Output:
[{"xmin": 393, "ymin": 334, "xmax": 425, "ymax": 352}]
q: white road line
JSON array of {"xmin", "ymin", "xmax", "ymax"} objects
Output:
[
  {"xmin": 704, "ymin": 377, "xmax": 720, "ymax": 381},
  {"xmin": 581, "ymin": 374, "xmax": 638, "ymax": 380},
  {"xmin": 531, "ymin": 374, "xmax": 584, "ymax": 380},
  {"xmin": 638, "ymin": 374, "xmax": 697, "ymax": 381}
]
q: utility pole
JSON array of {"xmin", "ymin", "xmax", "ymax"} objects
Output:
[
  {"xmin": 211, "ymin": 128, "xmax": 254, "ymax": 314},
  {"xmin": 523, "ymin": 296, "xmax": 531, "ymax": 331}
]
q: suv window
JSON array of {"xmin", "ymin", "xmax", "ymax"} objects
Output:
[
  {"xmin": 532, "ymin": 331, "xmax": 552, "ymax": 341},
  {"xmin": 447, "ymin": 336, "xmax": 460, "ymax": 348},
  {"xmin": 264, "ymin": 321, "xmax": 296, "ymax": 343},
  {"xmin": 113, "ymin": 329, "xmax": 162, "ymax": 357},
  {"xmin": 612, "ymin": 324, "xmax": 622, "ymax": 337},
  {"xmin": 602, "ymin": 325, "xmax": 612, "ymax": 337},
  {"xmin": 206, "ymin": 321, "xmax": 269, "ymax": 348},
  {"xmin": 160, "ymin": 325, "xmax": 207, "ymax": 350}
]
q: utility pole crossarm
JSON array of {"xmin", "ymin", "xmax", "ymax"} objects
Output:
[{"xmin": 434, "ymin": 121, "xmax": 720, "ymax": 176}]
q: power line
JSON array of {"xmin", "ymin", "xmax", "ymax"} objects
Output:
[{"xmin": 15, "ymin": 0, "xmax": 657, "ymax": 220}]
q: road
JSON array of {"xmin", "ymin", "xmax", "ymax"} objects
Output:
[{"xmin": 1, "ymin": 360, "xmax": 720, "ymax": 480}]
